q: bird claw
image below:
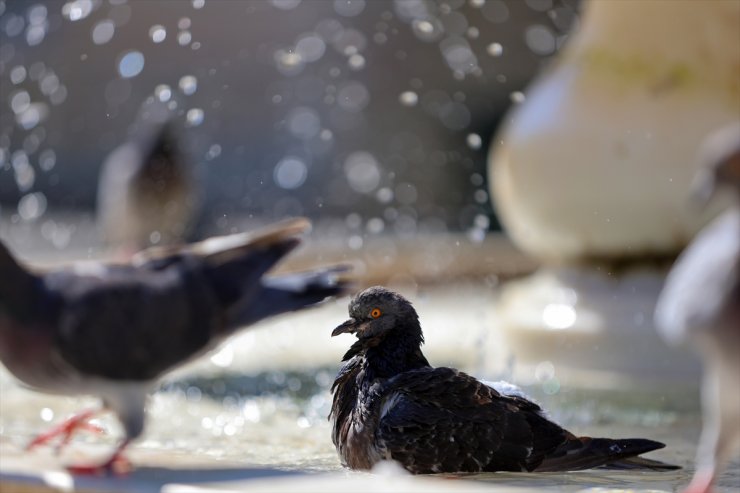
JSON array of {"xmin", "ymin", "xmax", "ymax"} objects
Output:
[
  {"xmin": 26, "ymin": 410, "xmax": 103, "ymax": 453},
  {"xmin": 67, "ymin": 454, "xmax": 132, "ymax": 477},
  {"xmin": 682, "ymin": 467, "xmax": 715, "ymax": 493}
]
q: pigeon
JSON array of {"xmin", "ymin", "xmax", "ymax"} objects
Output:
[
  {"xmin": 330, "ymin": 286, "xmax": 679, "ymax": 474},
  {"xmin": 655, "ymin": 122, "xmax": 740, "ymax": 493},
  {"xmin": 96, "ymin": 106, "xmax": 197, "ymax": 254},
  {"xmin": 0, "ymin": 218, "xmax": 350, "ymax": 474}
]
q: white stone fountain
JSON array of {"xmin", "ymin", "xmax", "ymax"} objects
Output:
[{"xmin": 489, "ymin": 0, "xmax": 740, "ymax": 383}]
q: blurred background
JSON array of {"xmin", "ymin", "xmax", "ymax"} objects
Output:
[
  {"xmin": 0, "ymin": 0, "xmax": 579, "ymax": 256},
  {"xmin": 2, "ymin": 1, "xmax": 739, "ymax": 492}
]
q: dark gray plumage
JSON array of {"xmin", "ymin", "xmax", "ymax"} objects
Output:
[
  {"xmin": 330, "ymin": 286, "xmax": 678, "ymax": 474},
  {"xmin": 655, "ymin": 123, "xmax": 740, "ymax": 493},
  {"xmin": 0, "ymin": 218, "xmax": 350, "ymax": 474},
  {"xmin": 96, "ymin": 109, "xmax": 196, "ymax": 253}
]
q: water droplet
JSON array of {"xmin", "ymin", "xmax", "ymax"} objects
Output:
[
  {"xmin": 18, "ymin": 192, "xmax": 47, "ymax": 221},
  {"xmin": 348, "ymin": 235, "xmax": 363, "ymax": 250},
  {"xmin": 466, "ymin": 133, "xmax": 482, "ymax": 150},
  {"xmin": 440, "ymin": 37, "xmax": 478, "ymax": 74},
  {"xmin": 10, "ymin": 90, "xmax": 31, "ymax": 114},
  {"xmin": 40, "ymin": 407, "xmax": 54, "ymax": 422},
  {"xmin": 481, "ymin": 0, "xmax": 509, "ymax": 23},
  {"xmin": 287, "ymin": 106, "xmax": 320, "ymax": 140},
  {"xmin": 149, "ymin": 24, "xmax": 166, "ymax": 43},
  {"xmin": 206, "ymin": 144, "xmax": 221, "ymax": 160},
  {"xmin": 243, "ymin": 401, "xmax": 261, "ymax": 422},
  {"xmin": 28, "ymin": 5, "xmax": 48, "ymax": 24},
  {"xmin": 178, "ymin": 17, "xmax": 191, "ymax": 30},
  {"xmin": 10, "ymin": 66, "xmax": 27, "ymax": 84},
  {"xmin": 470, "ymin": 0, "xmax": 485, "ymax": 8},
  {"xmin": 337, "ymin": 81, "xmax": 369, "ymax": 112},
  {"xmin": 411, "ymin": 18, "xmax": 444, "ymax": 42},
  {"xmin": 26, "ymin": 23, "xmax": 47, "ymax": 46},
  {"xmin": 210, "ymin": 345, "xmax": 233, "ymax": 367},
  {"xmin": 16, "ymin": 102, "xmax": 49, "ymax": 130},
  {"xmin": 117, "ymin": 51, "xmax": 145, "ymax": 78},
  {"xmin": 525, "ymin": 0, "xmax": 553, "ymax": 12},
  {"xmin": 376, "ymin": 187, "xmax": 393, "ymax": 203},
  {"xmin": 366, "ymin": 217, "xmax": 384, "ymax": 234},
  {"xmin": 49, "ymin": 85, "xmax": 67, "ymax": 105},
  {"xmin": 39, "ymin": 149, "xmax": 56, "ymax": 171},
  {"xmin": 333, "ymin": 0, "xmax": 365, "ymax": 17},
  {"xmin": 178, "ymin": 75, "xmax": 198, "ymax": 95},
  {"xmin": 269, "ymin": 0, "xmax": 301, "ymax": 10},
  {"xmin": 486, "ymin": 42, "xmax": 503, "ymax": 57},
  {"xmin": 154, "ymin": 84, "xmax": 172, "ymax": 102},
  {"xmin": 274, "ymin": 49, "xmax": 304, "ymax": 76},
  {"xmin": 177, "ymin": 31, "xmax": 192, "ymax": 46},
  {"xmin": 62, "ymin": 0, "xmax": 94, "ymax": 22},
  {"xmin": 344, "ymin": 151, "xmax": 381, "ymax": 193},
  {"xmin": 295, "ymin": 34, "xmax": 326, "ymax": 63},
  {"xmin": 332, "ymin": 28, "xmax": 367, "ymax": 56},
  {"xmin": 542, "ymin": 303, "xmax": 576, "ymax": 329},
  {"xmin": 474, "ymin": 214, "xmax": 490, "ymax": 230},
  {"xmin": 347, "ymin": 53, "xmax": 365, "ymax": 70},
  {"xmin": 399, "ymin": 91, "xmax": 418, "ymax": 107},
  {"xmin": 510, "ymin": 91, "xmax": 526, "ymax": 103},
  {"xmin": 92, "ymin": 19, "xmax": 115, "ymax": 45},
  {"xmin": 192, "ymin": 0, "xmax": 205, "ymax": 8},
  {"xmin": 474, "ymin": 189, "xmax": 488, "ymax": 203},
  {"xmin": 525, "ymin": 24, "xmax": 555, "ymax": 56},
  {"xmin": 185, "ymin": 108, "xmax": 204, "ymax": 126},
  {"xmin": 39, "ymin": 73, "xmax": 60, "ymax": 96},
  {"xmin": 274, "ymin": 156, "xmax": 308, "ymax": 189}
]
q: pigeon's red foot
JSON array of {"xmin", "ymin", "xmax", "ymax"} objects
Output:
[
  {"xmin": 26, "ymin": 410, "xmax": 105, "ymax": 452},
  {"xmin": 67, "ymin": 441, "xmax": 132, "ymax": 477},
  {"xmin": 682, "ymin": 467, "xmax": 715, "ymax": 493}
]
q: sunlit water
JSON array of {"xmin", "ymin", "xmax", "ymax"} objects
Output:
[{"xmin": 0, "ymin": 285, "xmax": 738, "ymax": 491}]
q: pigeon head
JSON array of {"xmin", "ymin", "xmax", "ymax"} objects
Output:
[
  {"xmin": 332, "ymin": 286, "xmax": 422, "ymax": 346},
  {"xmin": 692, "ymin": 123, "xmax": 740, "ymax": 206}
]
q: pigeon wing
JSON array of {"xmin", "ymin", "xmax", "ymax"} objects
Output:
[
  {"xmin": 375, "ymin": 367, "xmax": 568, "ymax": 473},
  {"xmin": 49, "ymin": 263, "xmax": 220, "ymax": 381}
]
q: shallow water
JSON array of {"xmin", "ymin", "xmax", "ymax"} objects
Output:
[{"xmin": 0, "ymin": 285, "xmax": 738, "ymax": 492}]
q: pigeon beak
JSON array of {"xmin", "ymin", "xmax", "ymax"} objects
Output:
[{"xmin": 332, "ymin": 318, "xmax": 358, "ymax": 337}]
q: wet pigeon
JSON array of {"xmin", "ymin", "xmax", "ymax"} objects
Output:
[
  {"xmin": 96, "ymin": 108, "xmax": 196, "ymax": 254},
  {"xmin": 0, "ymin": 218, "xmax": 350, "ymax": 474},
  {"xmin": 655, "ymin": 123, "xmax": 740, "ymax": 493},
  {"xmin": 330, "ymin": 286, "xmax": 678, "ymax": 474}
]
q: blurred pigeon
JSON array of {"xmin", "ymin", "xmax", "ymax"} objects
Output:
[
  {"xmin": 96, "ymin": 106, "xmax": 196, "ymax": 254},
  {"xmin": 330, "ymin": 286, "xmax": 679, "ymax": 474},
  {"xmin": 0, "ymin": 218, "xmax": 350, "ymax": 474},
  {"xmin": 655, "ymin": 122, "xmax": 740, "ymax": 493}
]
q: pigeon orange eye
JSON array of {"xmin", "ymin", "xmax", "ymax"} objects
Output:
[{"xmin": 370, "ymin": 308, "xmax": 382, "ymax": 319}]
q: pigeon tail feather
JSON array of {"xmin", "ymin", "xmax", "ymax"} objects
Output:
[{"xmin": 536, "ymin": 437, "xmax": 678, "ymax": 472}]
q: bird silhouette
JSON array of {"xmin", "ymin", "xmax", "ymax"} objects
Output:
[
  {"xmin": 96, "ymin": 104, "xmax": 197, "ymax": 255},
  {"xmin": 331, "ymin": 286, "xmax": 679, "ymax": 474},
  {"xmin": 0, "ymin": 218, "xmax": 350, "ymax": 475},
  {"xmin": 655, "ymin": 122, "xmax": 740, "ymax": 493}
]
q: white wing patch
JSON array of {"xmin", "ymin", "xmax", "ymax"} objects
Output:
[
  {"xmin": 380, "ymin": 391, "xmax": 403, "ymax": 420},
  {"xmin": 479, "ymin": 379, "xmax": 530, "ymax": 399}
]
